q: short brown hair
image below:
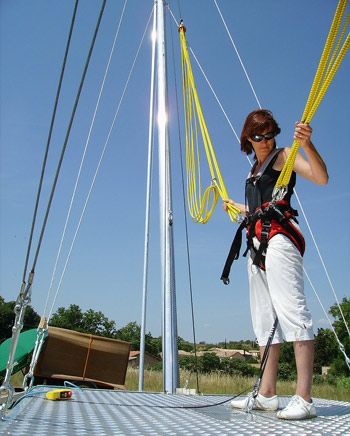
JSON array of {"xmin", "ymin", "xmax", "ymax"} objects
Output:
[{"xmin": 240, "ymin": 109, "xmax": 281, "ymax": 156}]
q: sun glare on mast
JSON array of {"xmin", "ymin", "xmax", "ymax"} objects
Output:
[
  {"xmin": 151, "ymin": 29, "xmax": 157, "ymax": 42},
  {"xmin": 157, "ymin": 110, "xmax": 168, "ymax": 126}
]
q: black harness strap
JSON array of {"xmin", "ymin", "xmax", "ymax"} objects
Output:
[{"xmin": 220, "ymin": 216, "xmax": 248, "ymax": 285}]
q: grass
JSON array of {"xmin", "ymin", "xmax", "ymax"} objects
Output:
[
  {"xmin": 125, "ymin": 368, "xmax": 350, "ymax": 402},
  {"xmin": 7, "ymin": 368, "xmax": 350, "ymax": 402}
]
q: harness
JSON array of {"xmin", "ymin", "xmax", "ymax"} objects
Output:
[{"xmin": 221, "ymin": 150, "xmax": 305, "ymax": 284}]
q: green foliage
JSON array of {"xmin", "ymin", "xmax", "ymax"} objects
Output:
[
  {"xmin": 0, "ymin": 296, "xmax": 40, "ymax": 343},
  {"xmin": 279, "ymin": 341, "xmax": 296, "ymax": 368},
  {"xmin": 178, "ymin": 353, "xmax": 257, "ymax": 377},
  {"xmin": 199, "ymin": 353, "xmax": 221, "ymax": 373},
  {"xmin": 115, "ymin": 321, "xmax": 161, "ymax": 356},
  {"xmin": 50, "ymin": 304, "xmax": 117, "ymax": 337},
  {"xmin": 335, "ymin": 376, "xmax": 350, "ymax": 390},
  {"xmin": 81, "ymin": 308, "xmax": 117, "ymax": 337},
  {"xmin": 50, "ymin": 304, "xmax": 84, "ymax": 331},
  {"xmin": 328, "ymin": 297, "xmax": 350, "ymax": 377},
  {"xmin": 314, "ymin": 328, "xmax": 339, "ymax": 374},
  {"xmin": 216, "ymin": 339, "xmax": 258, "ymax": 350},
  {"xmin": 220, "ymin": 358, "xmax": 258, "ymax": 377},
  {"xmin": 278, "ymin": 341, "xmax": 297, "ymax": 380},
  {"xmin": 312, "ymin": 374, "xmax": 327, "ymax": 385},
  {"xmin": 115, "ymin": 321, "xmax": 162, "ymax": 356},
  {"xmin": 115, "ymin": 321, "xmax": 140, "ymax": 348},
  {"xmin": 178, "ymin": 355, "xmax": 197, "ymax": 372},
  {"xmin": 178, "ymin": 337, "xmax": 194, "ymax": 352},
  {"xmin": 277, "ymin": 362, "xmax": 296, "ymax": 381}
]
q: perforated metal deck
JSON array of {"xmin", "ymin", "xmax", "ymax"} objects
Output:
[{"xmin": 1, "ymin": 388, "xmax": 350, "ymax": 435}]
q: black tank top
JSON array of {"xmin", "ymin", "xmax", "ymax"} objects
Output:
[{"xmin": 245, "ymin": 149, "xmax": 296, "ymax": 213}]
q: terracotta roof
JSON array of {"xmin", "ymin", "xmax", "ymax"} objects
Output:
[{"xmin": 129, "ymin": 351, "xmax": 140, "ymax": 358}]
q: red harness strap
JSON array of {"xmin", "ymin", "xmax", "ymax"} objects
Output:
[{"xmin": 252, "ymin": 200, "xmax": 305, "ymax": 257}]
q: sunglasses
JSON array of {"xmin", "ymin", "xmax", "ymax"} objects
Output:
[{"xmin": 250, "ymin": 131, "xmax": 276, "ymax": 142}]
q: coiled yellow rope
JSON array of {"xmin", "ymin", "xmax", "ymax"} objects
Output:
[
  {"xmin": 179, "ymin": 25, "xmax": 240, "ymax": 223},
  {"xmin": 274, "ymin": 0, "xmax": 350, "ymax": 196}
]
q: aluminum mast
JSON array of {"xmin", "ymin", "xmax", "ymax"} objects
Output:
[{"xmin": 156, "ymin": 0, "xmax": 178, "ymax": 393}]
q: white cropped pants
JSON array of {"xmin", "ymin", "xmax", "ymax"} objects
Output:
[{"xmin": 248, "ymin": 232, "xmax": 314, "ymax": 346}]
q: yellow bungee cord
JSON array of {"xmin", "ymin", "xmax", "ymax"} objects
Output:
[
  {"xmin": 179, "ymin": 24, "xmax": 240, "ymax": 223},
  {"xmin": 274, "ymin": 0, "xmax": 350, "ymax": 199}
]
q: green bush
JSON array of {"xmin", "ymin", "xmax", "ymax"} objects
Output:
[
  {"xmin": 277, "ymin": 362, "xmax": 296, "ymax": 381},
  {"xmin": 312, "ymin": 374, "xmax": 327, "ymax": 385},
  {"xmin": 199, "ymin": 353, "xmax": 221, "ymax": 373},
  {"xmin": 336, "ymin": 376, "xmax": 350, "ymax": 390},
  {"xmin": 221, "ymin": 358, "xmax": 258, "ymax": 377}
]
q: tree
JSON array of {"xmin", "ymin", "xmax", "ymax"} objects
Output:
[
  {"xmin": 221, "ymin": 358, "xmax": 257, "ymax": 377},
  {"xmin": 115, "ymin": 321, "xmax": 161, "ymax": 356},
  {"xmin": 328, "ymin": 297, "xmax": 350, "ymax": 377},
  {"xmin": 278, "ymin": 341, "xmax": 296, "ymax": 380},
  {"xmin": 199, "ymin": 353, "xmax": 221, "ymax": 373},
  {"xmin": 0, "ymin": 296, "xmax": 40, "ymax": 343},
  {"xmin": 50, "ymin": 305, "xmax": 84, "ymax": 331},
  {"xmin": 279, "ymin": 341, "xmax": 296, "ymax": 368},
  {"xmin": 178, "ymin": 355, "xmax": 196, "ymax": 372},
  {"xmin": 50, "ymin": 304, "xmax": 116, "ymax": 338},
  {"xmin": 178, "ymin": 336, "xmax": 194, "ymax": 352},
  {"xmin": 314, "ymin": 328, "xmax": 339, "ymax": 372},
  {"xmin": 81, "ymin": 309, "xmax": 116, "ymax": 337}
]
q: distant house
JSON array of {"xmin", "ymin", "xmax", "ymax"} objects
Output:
[
  {"xmin": 249, "ymin": 350, "xmax": 260, "ymax": 359},
  {"xmin": 177, "ymin": 348, "xmax": 254, "ymax": 362},
  {"xmin": 207, "ymin": 348, "xmax": 253, "ymax": 362},
  {"xmin": 128, "ymin": 351, "xmax": 161, "ymax": 368},
  {"xmin": 178, "ymin": 350, "xmax": 204, "ymax": 357}
]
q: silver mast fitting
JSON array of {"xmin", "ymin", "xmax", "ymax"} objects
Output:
[{"xmin": 156, "ymin": 0, "xmax": 178, "ymax": 393}]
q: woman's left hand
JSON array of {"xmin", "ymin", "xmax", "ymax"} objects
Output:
[{"xmin": 294, "ymin": 122, "xmax": 312, "ymax": 148}]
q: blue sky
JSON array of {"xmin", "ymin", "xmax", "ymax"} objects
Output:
[{"xmin": 1, "ymin": 1, "xmax": 349, "ymax": 344}]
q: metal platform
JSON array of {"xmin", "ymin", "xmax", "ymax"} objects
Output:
[{"xmin": 1, "ymin": 388, "xmax": 350, "ymax": 435}]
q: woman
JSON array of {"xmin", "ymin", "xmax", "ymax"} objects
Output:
[{"xmin": 223, "ymin": 109, "xmax": 328, "ymax": 420}]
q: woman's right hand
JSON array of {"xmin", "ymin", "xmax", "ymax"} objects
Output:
[
  {"xmin": 223, "ymin": 199, "xmax": 248, "ymax": 214},
  {"xmin": 223, "ymin": 199, "xmax": 235, "ymax": 213}
]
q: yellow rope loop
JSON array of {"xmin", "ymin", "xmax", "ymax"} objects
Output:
[
  {"xmin": 179, "ymin": 26, "xmax": 241, "ymax": 223},
  {"xmin": 275, "ymin": 0, "xmax": 349, "ymax": 196}
]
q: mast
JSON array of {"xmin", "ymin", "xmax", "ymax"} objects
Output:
[{"xmin": 156, "ymin": 0, "xmax": 178, "ymax": 393}]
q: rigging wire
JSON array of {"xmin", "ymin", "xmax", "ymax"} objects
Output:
[
  {"xmin": 29, "ymin": 0, "xmax": 107, "ymax": 276},
  {"xmin": 21, "ymin": 0, "xmax": 79, "ymax": 284},
  {"xmin": 168, "ymin": 3, "xmax": 200, "ymax": 394},
  {"xmin": 43, "ymin": 0, "xmax": 128, "ymax": 321},
  {"xmin": 213, "ymin": 0, "xmax": 262, "ymax": 110}
]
